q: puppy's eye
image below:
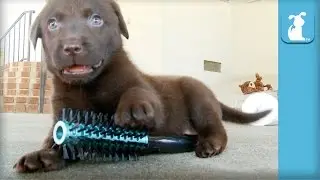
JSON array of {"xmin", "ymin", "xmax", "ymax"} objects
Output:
[
  {"xmin": 88, "ymin": 14, "xmax": 103, "ymax": 27},
  {"xmin": 48, "ymin": 18, "xmax": 59, "ymax": 31}
]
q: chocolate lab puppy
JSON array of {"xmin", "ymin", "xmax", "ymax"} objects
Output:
[{"xmin": 14, "ymin": 0, "xmax": 271, "ymax": 173}]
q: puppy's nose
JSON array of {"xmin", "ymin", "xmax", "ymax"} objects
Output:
[{"xmin": 63, "ymin": 44, "xmax": 82, "ymax": 56}]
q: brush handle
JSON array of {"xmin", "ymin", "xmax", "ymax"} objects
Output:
[
  {"xmin": 53, "ymin": 108, "xmax": 199, "ymax": 161},
  {"xmin": 143, "ymin": 135, "xmax": 198, "ymax": 154}
]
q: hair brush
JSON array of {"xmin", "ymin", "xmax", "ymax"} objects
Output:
[{"xmin": 52, "ymin": 108, "xmax": 197, "ymax": 162}]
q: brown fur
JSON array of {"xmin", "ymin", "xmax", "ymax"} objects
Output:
[{"xmin": 13, "ymin": 0, "xmax": 271, "ymax": 173}]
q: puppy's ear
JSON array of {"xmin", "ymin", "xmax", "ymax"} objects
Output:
[
  {"xmin": 288, "ymin": 15, "xmax": 295, "ymax": 20},
  {"xmin": 299, "ymin": 12, "xmax": 306, "ymax": 16},
  {"xmin": 110, "ymin": 0, "xmax": 129, "ymax": 39},
  {"xmin": 30, "ymin": 15, "xmax": 42, "ymax": 49}
]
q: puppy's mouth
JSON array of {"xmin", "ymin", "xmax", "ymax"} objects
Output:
[{"xmin": 62, "ymin": 60, "xmax": 103, "ymax": 75}]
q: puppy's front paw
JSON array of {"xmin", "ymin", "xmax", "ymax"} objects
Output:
[
  {"xmin": 195, "ymin": 135, "xmax": 227, "ymax": 158},
  {"xmin": 13, "ymin": 149, "xmax": 65, "ymax": 173},
  {"xmin": 114, "ymin": 100, "xmax": 155, "ymax": 129}
]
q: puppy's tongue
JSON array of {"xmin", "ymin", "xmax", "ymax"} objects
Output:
[{"xmin": 63, "ymin": 65, "xmax": 93, "ymax": 74}]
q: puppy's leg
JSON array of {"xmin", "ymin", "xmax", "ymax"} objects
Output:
[
  {"xmin": 180, "ymin": 77, "xmax": 228, "ymax": 158},
  {"xmin": 13, "ymin": 99, "xmax": 83, "ymax": 173},
  {"xmin": 13, "ymin": 146, "xmax": 65, "ymax": 173},
  {"xmin": 13, "ymin": 119, "xmax": 65, "ymax": 173},
  {"xmin": 114, "ymin": 87, "xmax": 164, "ymax": 131}
]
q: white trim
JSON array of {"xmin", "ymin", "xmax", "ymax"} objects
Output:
[{"xmin": 53, "ymin": 121, "xmax": 68, "ymax": 145}]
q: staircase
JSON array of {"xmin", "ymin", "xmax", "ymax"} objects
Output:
[{"xmin": 0, "ymin": 10, "xmax": 52, "ymax": 114}]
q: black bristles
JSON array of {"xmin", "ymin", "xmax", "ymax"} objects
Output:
[
  {"xmin": 54, "ymin": 108, "xmax": 197, "ymax": 163},
  {"xmin": 55, "ymin": 108, "xmax": 148, "ymax": 162},
  {"xmin": 61, "ymin": 140, "xmax": 142, "ymax": 162}
]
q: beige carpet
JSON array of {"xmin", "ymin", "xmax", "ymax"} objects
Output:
[{"xmin": 0, "ymin": 113, "xmax": 278, "ymax": 180}]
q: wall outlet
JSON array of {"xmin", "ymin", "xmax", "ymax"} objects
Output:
[{"xmin": 203, "ymin": 60, "xmax": 221, "ymax": 73}]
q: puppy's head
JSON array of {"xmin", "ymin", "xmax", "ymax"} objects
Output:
[{"xmin": 31, "ymin": 0, "xmax": 129, "ymax": 84}]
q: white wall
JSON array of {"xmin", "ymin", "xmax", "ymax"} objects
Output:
[
  {"xmin": 1, "ymin": 0, "xmax": 278, "ymax": 106},
  {"xmin": 0, "ymin": 0, "xmax": 46, "ymax": 63},
  {"xmin": 218, "ymin": 0, "xmax": 278, "ymax": 105},
  {"xmin": 118, "ymin": 1, "xmax": 165, "ymax": 75},
  {"xmin": 0, "ymin": 1, "xmax": 45, "ymax": 36},
  {"xmin": 228, "ymin": 0, "xmax": 278, "ymax": 91},
  {"xmin": 119, "ymin": 0, "xmax": 232, "ymax": 80},
  {"xmin": 118, "ymin": 0, "xmax": 232, "ymax": 91},
  {"xmin": 161, "ymin": 1, "xmax": 231, "ymax": 85},
  {"xmin": 118, "ymin": 0, "xmax": 278, "ymax": 105}
]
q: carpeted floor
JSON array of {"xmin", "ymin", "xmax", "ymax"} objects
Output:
[{"xmin": 0, "ymin": 113, "xmax": 278, "ymax": 180}]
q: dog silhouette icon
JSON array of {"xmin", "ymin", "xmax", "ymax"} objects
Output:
[{"xmin": 288, "ymin": 12, "xmax": 307, "ymax": 41}]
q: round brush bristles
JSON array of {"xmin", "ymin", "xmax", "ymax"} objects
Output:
[{"xmin": 53, "ymin": 108, "xmax": 149, "ymax": 161}]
